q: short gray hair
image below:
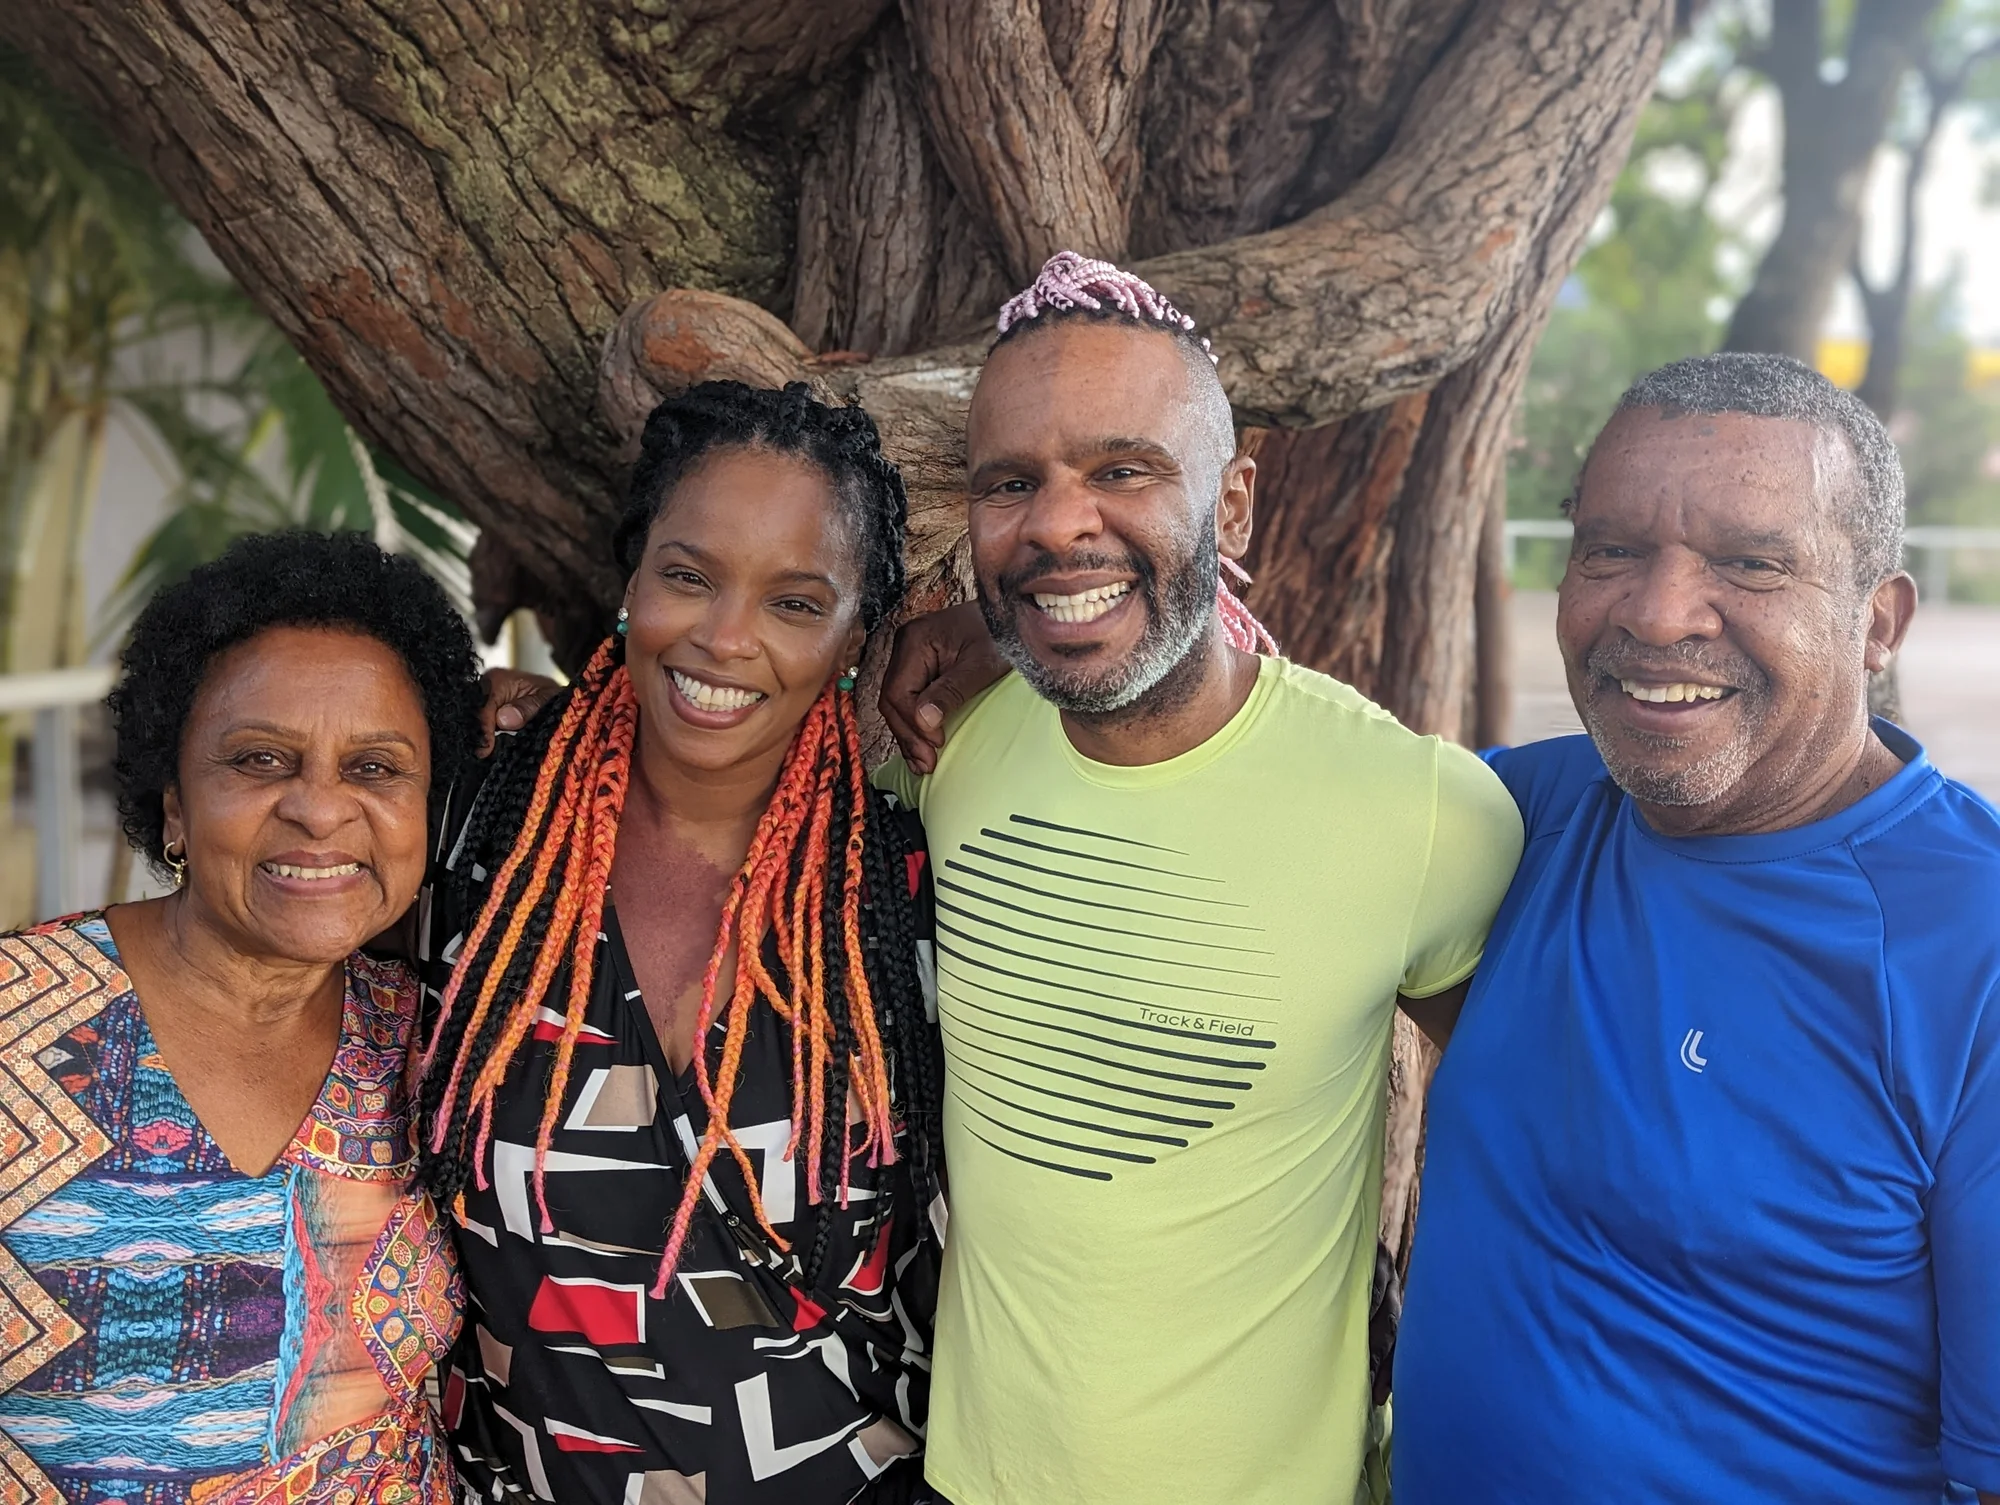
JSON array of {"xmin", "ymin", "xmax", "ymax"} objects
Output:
[{"xmin": 1604, "ymin": 353, "xmax": 1905, "ymax": 589}]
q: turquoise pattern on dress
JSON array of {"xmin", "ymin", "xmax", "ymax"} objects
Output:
[{"xmin": 0, "ymin": 916, "xmax": 461, "ymax": 1504}]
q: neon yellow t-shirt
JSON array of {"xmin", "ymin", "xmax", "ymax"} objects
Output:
[{"xmin": 876, "ymin": 657, "xmax": 1523, "ymax": 1505}]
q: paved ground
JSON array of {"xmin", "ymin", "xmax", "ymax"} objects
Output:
[{"xmin": 1506, "ymin": 590, "xmax": 2000, "ymax": 801}]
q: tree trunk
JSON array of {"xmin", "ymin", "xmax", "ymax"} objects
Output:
[
  {"xmin": 4, "ymin": 0, "xmax": 1671, "ymax": 719},
  {"xmin": 1853, "ymin": 42, "xmax": 2000, "ymax": 420},
  {"xmin": 1723, "ymin": 0, "xmax": 1942, "ymax": 361}
]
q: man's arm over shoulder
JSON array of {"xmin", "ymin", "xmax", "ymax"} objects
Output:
[
  {"xmin": 869, "ymin": 673, "xmax": 1020, "ymax": 815},
  {"xmin": 1397, "ymin": 740, "xmax": 1524, "ymax": 1043},
  {"xmin": 1936, "ymin": 980, "xmax": 2000, "ymax": 1500}
]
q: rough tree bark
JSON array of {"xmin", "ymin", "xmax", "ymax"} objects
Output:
[
  {"xmin": 3, "ymin": 0, "xmax": 1670, "ymax": 732},
  {"xmin": 4, "ymin": 0, "xmax": 1671, "ymax": 1276},
  {"xmin": 1723, "ymin": 0, "xmax": 1945, "ymax": 361}
]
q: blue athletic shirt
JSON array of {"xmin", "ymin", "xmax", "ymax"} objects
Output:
[{"xmin": 1394, "ymin": 725, "xmax": 2000, "ymax": 1503}]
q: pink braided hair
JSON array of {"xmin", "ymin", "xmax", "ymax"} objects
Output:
[{"xmin": 997, "ymin": 250, "xmax": 1277, "ymax": 656}]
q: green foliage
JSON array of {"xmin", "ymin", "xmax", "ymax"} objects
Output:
[
  {"xmin": 1896, "ymin": 282, "xmax": 2000, "ymax": 521},
  {"xmin": 100, "ymin": 332, "xmax": 474, "ymax": 636},
  {"xmin": 1511, "ymin": 2, "xmax": 2000, "ymax": 595},
  {"xmin": 0, "ymin": 42, "xmax": 470, "ymax": 659}
]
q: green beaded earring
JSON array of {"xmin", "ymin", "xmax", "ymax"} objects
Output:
[
  {"xmin": 616, "ymin": 606, "xmax": 630, "ymax": 636},
  {"xmin": 836, "ymin": 664, "xmax": 859, "ymax": 691}
]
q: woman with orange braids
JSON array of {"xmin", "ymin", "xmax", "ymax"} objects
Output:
[{"xmin": 416, "ymin": 382, "xmax": 945, "ymax": 1505}]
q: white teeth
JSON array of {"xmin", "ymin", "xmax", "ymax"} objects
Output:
[
  {"xmin": 1620, "ymin": 680, "xmax": 1728, "ymax": 704},
  {"xmin": 1030, "ymin": 582, "xmax": 1132, "ymax": 624},
  {"xmin": 671, "ymin": 669, "xmax": 765, "ymax": 712},
  {"xmin": 265, "ymin": 863, "xmax": 362, "ymax": 880}
]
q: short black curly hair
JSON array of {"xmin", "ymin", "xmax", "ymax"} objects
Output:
[
  {"xmin": 614, "ymin": 380, "xmax": 908, "ymax": 631},
  {"xmin": 110, "ymin": 530, "xmax": 486, "ymax": 874}
]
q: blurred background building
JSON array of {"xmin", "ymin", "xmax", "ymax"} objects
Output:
[{"xmin": 2, "ymin": 4, "xmax": 1998, "ymax": 928}]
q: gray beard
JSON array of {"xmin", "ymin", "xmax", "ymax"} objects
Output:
[
  {"xmin": 1581, "ymin": 699, "xmax": 1763, "ymax": 807},
  {"xmin": 984, "ymin": 514, "xmax": 1219, "ymax": 718},
  {"xmin": 1579, "ymin": 638, "xmax": 1772, "ymax": 807}
]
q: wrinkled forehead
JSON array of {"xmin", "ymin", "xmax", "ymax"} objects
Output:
[
  {"xmin": 967, "ymin": 320, "xmax": 1211, "ymax": 464},
  {"xmin": 1577, "ymin": 406, "xmax": 1856, "ymax": 549}
]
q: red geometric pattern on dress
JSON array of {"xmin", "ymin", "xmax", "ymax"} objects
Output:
[
  {"xmin": 0, "ymin": 928, "xmax": 116, "ymax": 1426},
  {"xmin": 288, "ymin": 956, "xmax": 421, "ymax": 1182},
  {"xmin": 841, "ymin": 1217, "xmax": 893, "ymax": 1298},
  {"xmin": 190, "ymin": 1402, "xmax": 456, "ymax": 1505},
  {"xmin": 351, "ymin": 1191, "xmax": 464, "ymax": 1404}
]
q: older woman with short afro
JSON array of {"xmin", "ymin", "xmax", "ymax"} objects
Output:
[{"xmin": 0, "ymin": 530, "xmax": 482, "ymax": 1502}]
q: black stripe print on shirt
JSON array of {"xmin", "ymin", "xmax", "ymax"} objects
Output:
[{"xmin": 937, "ymin": 813, "xmax": 1279, "ymax": 1181}]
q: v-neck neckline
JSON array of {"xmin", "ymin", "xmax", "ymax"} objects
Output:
[
  {"xmin": 85, "ymin": 916, "xmax": 352, "ymax": 1181},
  {"xmin": 603, "ymin": 904, "xmax": 703, "ymax": 1102}
]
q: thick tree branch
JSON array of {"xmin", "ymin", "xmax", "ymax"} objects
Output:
[
  {"xmin": 901, "ymin": 0, "xmax": 1131, "ymax": 276},
  {"xmin": 602, "ymin": 0, "xmax": 890, "ymax": 109},
  {"xmin": 0, "ymin": 0, "xmax": 842, "ymax": 644},
  {"xmin": 790, "ymin": 22, "xmax": 1014, "ymax": 358},
  {"xmin": 1041, "ymin": 0, "xmax": 1171, "ymax": 205},
  {"xmin": 609, "ymin": 0, "xmax": 1673, "ymax": 472},
  {"xmin": 1140, "ymin": 0, "xmax": 1675, "ymax": 427}
]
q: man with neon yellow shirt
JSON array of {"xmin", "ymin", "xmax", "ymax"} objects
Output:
[{"xmin": 873, "ymin": 252, "xmax": 1522, "ymax": 1505}]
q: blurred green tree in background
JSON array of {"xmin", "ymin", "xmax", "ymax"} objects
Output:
[
  {"xmin": 1509, "ymin": 0, "xmax": 2000, "ymax": 594},
  {"xmin": 0, "ymin": 41, "xmax": 471, "ymax": 672}
]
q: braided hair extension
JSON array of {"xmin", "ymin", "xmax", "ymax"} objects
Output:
[
  {"xmin": 420, "ymin": 380, "xmax": 939, "ymax": 1300},
  {"xmin": 993, "ymin": 251, "xmax": 1279, "ymax": 656}
]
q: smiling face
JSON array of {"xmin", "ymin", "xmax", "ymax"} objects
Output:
[
  {"xmin": 621, "ymin": 444, "xmax": 868, "ymax": 778},
  {"xmin": 162, "ymin": 626, "xmax": 432, "ymax": 966},
  {"xmin": 1559, "ymin": 406, "xmax": 1909, "ymax": 828},
  {"xmin": 965, "ymin": 319, "xmax": 1249, "ymax": 716}
]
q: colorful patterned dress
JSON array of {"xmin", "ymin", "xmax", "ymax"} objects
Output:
[{"xmin": 0, "ymin": 915, "xmax": 462, "ymax": 1504}]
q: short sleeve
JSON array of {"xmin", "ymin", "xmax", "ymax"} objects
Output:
[
  {"xmin": 1400, "ymin": 739, "xmax": 1524, "ymax": 998},
  {"xmin": 1936, "ymin": 982, "xmax": 2000, "ymax": 1493},
  {"xmin": 870, "ymin": 754, "xmax": 925, "ymax": 813}
]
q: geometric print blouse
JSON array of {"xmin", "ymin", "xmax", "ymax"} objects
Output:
[
  {"xmin": 0, "ymin": 915, "xmax": 462, "ymax": 1504},
  {"xmin": 421, "ymin": 774, "xmax": 942, "ymax": 1505}
]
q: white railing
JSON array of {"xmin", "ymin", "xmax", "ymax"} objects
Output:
[
  {"xmin": 1504, "ymin": 520, "xmax": 2000, "ymax": 602},
  {"xmin": 0, "ymin": 665, "xmax": 117, "ymax": 923}
]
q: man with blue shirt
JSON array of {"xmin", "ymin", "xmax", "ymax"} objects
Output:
[{"xmin": 1394, "ymin": 353, "xmax": 2000, "ymax": 1504}]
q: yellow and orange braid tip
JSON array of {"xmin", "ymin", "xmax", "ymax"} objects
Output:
[
  {"xmin": 466, "ymin": 677, "xmax": 615, "ymax": 1102},
  {"xmin": 531, "ymin": 677, "xmax": 638, "ymax": 1232},
  {"xmin": 425, "ymin": 683, "xmax": 606, "ymax": 1150},
  {"xmin": 437, "ymin": 669, "xmax": 618, "ymax": 1135},
  {"xmin": 664, "ymin": 955, "xmax": 786, "ymax": 1285},
  {"xmin": 418, "ymin": 643, "xmax": 612, "ymax": 1085},
  {"xmin": 459, "ymin": 680, "xmax": 622, "ymax": 1181},
  {"xmin": 797, "ymin": 694, "xmax": 848, "ymax": 1197}
]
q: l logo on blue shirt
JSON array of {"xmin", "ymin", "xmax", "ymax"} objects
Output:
[{"xmin": 1679, "ymin": 1029, "xmax": 1709, "ymax": 1074}]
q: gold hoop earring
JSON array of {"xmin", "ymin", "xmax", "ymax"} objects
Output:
[{"xmin": 164, "ymin": 841, "xmax": 187, "ymax": 888}]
